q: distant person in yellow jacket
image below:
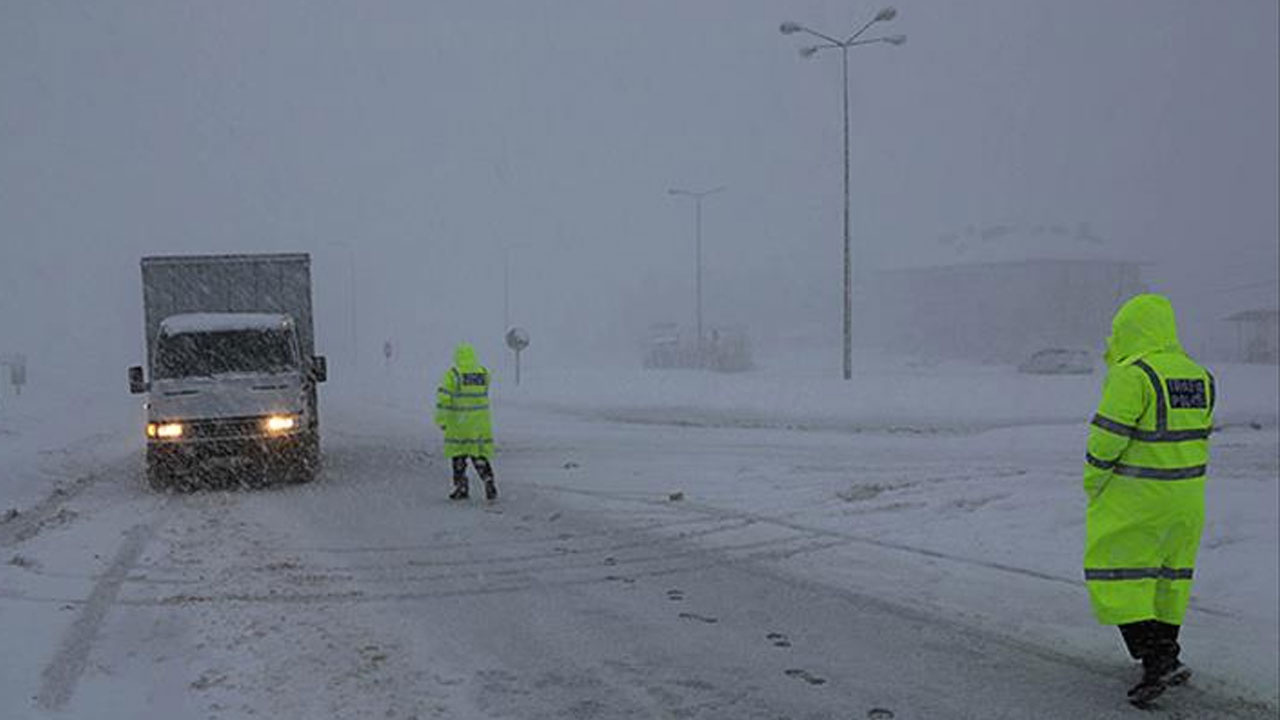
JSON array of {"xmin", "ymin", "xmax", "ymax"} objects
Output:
[
  {"xmin": 435, "ymin": 343, "xmax": 497, "ymax": 501},
  {"xmin": 1083, "ymin": 294, "xmax": 1214, "ymax": 706}
]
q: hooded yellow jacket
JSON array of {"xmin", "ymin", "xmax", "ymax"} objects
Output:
[
  {"xmin": 435, "ymin": 343, "xmax": 495, "ymax": 459},
  {"xmin": 1084, "ymin": 294, "xmax": 1214, "ymax": 625}
]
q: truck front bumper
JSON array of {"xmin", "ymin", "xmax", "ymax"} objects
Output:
[
  {"xmin": 148, "ymin": 434, "xmax": 307, "ymax": 462},
  {"xmin": 145, "ymin": 415, "xmax": 314, "ymax": 473}
]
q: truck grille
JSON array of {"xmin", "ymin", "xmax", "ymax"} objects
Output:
[{"xmin": 186, "ymin": 416, "xmax": 264, "ymax": 440}]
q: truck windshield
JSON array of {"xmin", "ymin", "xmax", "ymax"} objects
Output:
[{"xmin": 155, "ymin": 329, "xmax": 297, "ymax": 379}]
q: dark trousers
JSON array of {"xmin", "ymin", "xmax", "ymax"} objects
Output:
[
  {"xmin": 1119, "ymin": 620, "xmax": 1181, "ymax": 669},
  {"xmin": 451, "ymin": 456, "xmax": 494, "ymax": 482}
]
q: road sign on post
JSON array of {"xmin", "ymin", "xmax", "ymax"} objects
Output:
[
  {"xmin": 505, "ymin": 327, "xmax": 530, "ymax": 386},
  {"xmin": 1, "ymin": 354, "xmax": 25, "ymax": 396}
]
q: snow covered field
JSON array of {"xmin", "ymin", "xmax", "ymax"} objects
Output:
[
  {"xmin": 1, "ymin": 359, "xmax": 1276, "ymax": 718},
  {"xmin": 503, "ymin": 360, "xmax": 1280, "ymax": 702}
]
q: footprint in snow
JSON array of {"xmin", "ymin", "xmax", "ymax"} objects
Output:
[
  {"xmin": 678, "ymin": 612, "xmax": 717, "ymax": 624},
  {"xmin": 766, "ymin": 632, "xmax": 791, "ymax": 648},
  {"xmin": 784, "ymin": 668, "xmax": 826, "ymax": 686},
  {"xmin": 666, "ymin": 589, "xmax": 684, "ymax": 601}
]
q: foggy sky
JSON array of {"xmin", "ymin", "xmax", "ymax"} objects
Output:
[{"xmin": 1, "ymin": 1, "xmax": 1277, "ymax": 384}]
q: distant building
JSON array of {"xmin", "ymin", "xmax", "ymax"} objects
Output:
[
  {"xmin": 1224, "ymin": 309, "xmax": 1279, "ymax": 364},
  {"xmin": 861, "ymin": 224, "xmax": 1146, "ymax": 363}
]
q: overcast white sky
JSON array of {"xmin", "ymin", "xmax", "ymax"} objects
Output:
[{"xmin": 1, "ymin": 0, "xmax": 1277, "ymax": 380}]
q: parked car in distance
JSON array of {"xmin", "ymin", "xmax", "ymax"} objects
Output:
[
  {"xmin": 643, "ymin": 322, "xmax": 686, "ymax": 369},
  {"xmin": 1018, "ymin": 347, "xmax": 1095, "ymax": 375},
  {"xmin": 704, "ymin": 326, "xmax": 753, "ymax": 373}
]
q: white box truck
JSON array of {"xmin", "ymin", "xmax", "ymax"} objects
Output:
[{"xmin": 128, "ymin": 254, "xmax": 327, "ymax": 489}]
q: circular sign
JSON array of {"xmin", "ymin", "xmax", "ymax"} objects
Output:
[{"xmin": 505, "ymin": 327, "xmax": 530, "ymax": 352}]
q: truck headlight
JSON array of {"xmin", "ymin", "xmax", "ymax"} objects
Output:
[
  {"xmin": 147, "ymin": 422, "xmax": 184, "ymax": 439},
  {"xmin": 263, "ymin": 415, "xmax": 298, "ymax": 433}
]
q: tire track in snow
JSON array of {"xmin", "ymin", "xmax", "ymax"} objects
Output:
[
  {"xmin": 285, "ymin": 511, "xmax": 730, "ymax": 555},
  {"xmin": 0, "ymin": 524, "xmax": 844, "ymax": 608},
  {"xmin": 34, "ymin": 501, "xmax": 171, "ymax": 711},
  {"xmin": 531, "ymin": 481, "xmax": 1090, "ymax": 586},
  {"xmin": 529, "ymin": 482, "xmax": 1239, "ymax": 619},
  {"xmin": 0, "ymin": 452, "xmax": 139, "ymax": 548},
  {"xmin": 130, "ymin": 516, "xmax": 756, "ymax": 579},
  {"xmin": 0, "ymin": 472, "xmax": 100, "ymax": 548},
  {"xmin": 114, "ymin": 534, "xmax": 847, "ymax": 607}
]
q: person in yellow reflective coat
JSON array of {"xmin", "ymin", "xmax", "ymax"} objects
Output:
[
  {"xmin": 435, "ymin": 343, "xmax": 497, "ymax": 501},
  {"xmin": 1083, "ymin": 294, "xmax": 1214, "ymax": 706}
]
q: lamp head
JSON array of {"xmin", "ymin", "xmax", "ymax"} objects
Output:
[
  {"xmin": 875, "ymin": 7, "xmax": 898, "ymax": 22},
  {"xmin": 779, "ymin": 21, "xmax": 803, "ymax": 35},
  {"xmin": 884, "ymin": 34, "xmax": 907, "ymax": 46}
]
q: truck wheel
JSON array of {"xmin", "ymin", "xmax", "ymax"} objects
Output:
[
  {"xmin": 292, "ymin": 434, "xmax": 320, "ymax": 484},
  {"xmin": 146, "ymin": 455, "xmax": 172, "ymax": 493}
]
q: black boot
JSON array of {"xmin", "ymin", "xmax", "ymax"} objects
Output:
[
  {"xmin": 1122, "ymin": 622, "xmax": 1189, "ymax": 707},
  {"xmin": 1129, "ymin": 657, "xmax": 1189, "ymax": 707},
  {"xmin": 449, "ymin": 477, "xmax": 469, "ymax": 500},
  {"xmin": 1151, "ymin": 622, "xmax": 1191, "ymax": 687},
  {"xmin": 1121, "ymin": 622, "xmax": 1162, "ymax": 705},
  {"xmin": 1128, "ymin": 666, "xmax": 1168, "ymax": 706},
  {"xmin": 474, "ymin": 457, "xmax": 497, "ymax": 500}
]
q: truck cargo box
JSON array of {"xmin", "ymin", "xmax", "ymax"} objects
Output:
[{"xmin": 141, "ymin": 254, "xmax": 315, "ymax": 372}]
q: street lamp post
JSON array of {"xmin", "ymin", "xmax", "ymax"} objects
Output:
[
  {"xmin": 668, "ymin": 186, "xmax": 726, "ymax": 365},
  {"xmin": 781, "ymin": 9, "xmax": 905, "ymax": 380}
]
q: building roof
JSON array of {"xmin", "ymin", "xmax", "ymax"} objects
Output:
[
  {"xmin": 1224, "ymin": 309, "xmax": 1280, "ymax": 323},
  {"xmin": 880, "ymin": 223, "xmax": 1141, "ymax": 271}
]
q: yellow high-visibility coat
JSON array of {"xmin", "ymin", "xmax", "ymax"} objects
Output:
[
  {"xmin": 1084, "ymin": 294, "xmax": 1214, "ymax": 626},
  {"xmin": 434, "ymin": 343, "xmax": 495, "ymax": 459}
]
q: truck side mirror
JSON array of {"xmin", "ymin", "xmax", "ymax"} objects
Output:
[
  {"xmin": 128, "ymin": 366, "xmax": 148, "ymax": 394},
  {"xmin": 312, "ymin": 356, "xmax": 327, "ymax": 383}
]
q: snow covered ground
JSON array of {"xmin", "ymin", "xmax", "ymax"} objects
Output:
[
  {"xmin": 0, "ymin": 386, "xmax": 138, "ymax": 515},
  {"xmin": 1, "ymin": 358, "xmax": 1276, "ymax": 718},
  {"xmin": 500, "ymin": 359, "xmax": 1280, "ymax": 702}
]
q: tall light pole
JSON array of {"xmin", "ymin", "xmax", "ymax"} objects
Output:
[
  {"xmin": 781, "ymin": 9, "xmax": 904, "ymax": 380},
  {"xmin": 503, "ymin": 247, "xmax": 511, "ymax": 334},
  {"xmin": 668, "ymin": 186, "xmax": 726, "ymax": 364}
]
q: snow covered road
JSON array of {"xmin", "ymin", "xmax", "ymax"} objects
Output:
[{"xmin": 2, "ymin": 388, "xmax": 1276, "ymax": 719}]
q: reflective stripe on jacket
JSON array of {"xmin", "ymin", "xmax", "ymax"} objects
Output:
[{"xmin": 1084, "ymin": 294, "xmax": 1213, "ymax": 626}]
